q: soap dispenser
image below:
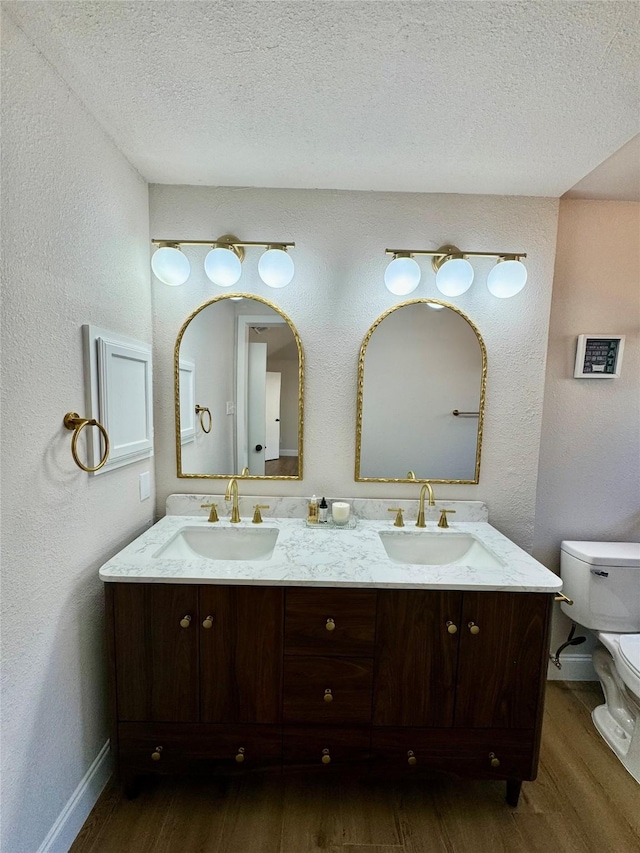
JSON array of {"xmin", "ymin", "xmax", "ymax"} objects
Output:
[{"xmin": 307, "ymin": 495, "xmax": 318, "ymax": 524}]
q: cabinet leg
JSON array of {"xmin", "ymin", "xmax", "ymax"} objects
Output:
[{"xmin": 506, "ymin": 779, "xmax": 522, "ymax": 807}]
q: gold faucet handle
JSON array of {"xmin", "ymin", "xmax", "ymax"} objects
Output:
[
  {"xmin": 252, "ymin": 505, "xmax": 270, "ymax": 524},
  {"xmin": 388, "ymin": 508, "xmax": 405, "ymax": 527},
  {"xmin": 437, "ymin": 509, "xmax": 456, "ymax": 528},
  {"xmin": 201, "ymin": 503, "xmax": 219, "ymax": 523}
]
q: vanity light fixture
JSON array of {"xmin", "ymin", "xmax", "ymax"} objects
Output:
[
  {"xmin": 383, "ymin": 245, "xmax": 527, "ymax": 298},
  {"xmin": 151, "ymin": 234, "xmax": 296, "ymax": 288}
]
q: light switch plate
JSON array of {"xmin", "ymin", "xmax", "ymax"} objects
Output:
[
  {"xmin": 139, "ymin": 471, "xmax": 151, "ymax": 501},
  {"xmin": 226, "ymin": 401, "xmax": 236, "ymax": 415}
]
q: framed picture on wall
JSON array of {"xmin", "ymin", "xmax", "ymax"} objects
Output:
[{"xmin": 574, "ymin": 334, "xmax": 625, "ymax": 378}]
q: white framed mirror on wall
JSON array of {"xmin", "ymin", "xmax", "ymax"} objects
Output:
[
  {"xmin": 174, "ymin": 294, "xmax": 304, "ymax": 480},
  {"xmin": 355, "ymin": 299, "xmax": 486, "ymax": 483}
]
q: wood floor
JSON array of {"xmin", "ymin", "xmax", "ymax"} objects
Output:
[
  {"xmin": 265, "ymin": 457, "xmax": 299, "ymax": 476},
  {"xmin": 71, "ymin": 683, "xmax": 640, "ymax": 853}
]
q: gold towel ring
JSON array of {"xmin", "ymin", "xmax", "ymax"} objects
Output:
[
  {"xmin": 63, "ymin": 412, "xmax": 110, "ymax": 472},
  {"xmin": 195, "ymin": 405, "xmax": 212, "ymax": 434}
]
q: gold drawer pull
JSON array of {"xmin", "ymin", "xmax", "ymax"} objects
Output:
[
  {"xmin": 151, "ymin": 746, "xmax": 163, "ymax": 761},
  {"xmin": 324, "ymin": 688, "xmax": 333, "ymax": 703},
  {"xmin": 489, "ymin": 752, "xmax": 500, "ymax": 768},
  {"xmin": 407, "ymin": 750, "xmax": 417, "ymax": 766},
  {"xmin": 180, "ymin": 615, "xmax": 192, "ymax": 628},
  {"xmin": 468, "ymin": 622, "xmax": 480, "ymax": 635},
  {"xmin": 325, "ymin": 618, "xmax": 336, "ymax": 632},
  {"xmin": 202, "ymin": 616, "xmax": 214, "ymax": 629},
  {"xmin": 321, "ymin": 748, "xmax": 331, "ymax": 765},
  {"xmin": 235, "ymin": 747, "xmax": 245, "ymax": 763},
  {"xmin": 446, "ymin": 621, "xmax": 458, "ymax": 634}
]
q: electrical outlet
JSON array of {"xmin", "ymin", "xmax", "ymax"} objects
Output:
[
  {"xmin": 139, "ymin": 471, "xmax": 151, "ymax": 501},
  {"xmin": 226, "ymin": 401, "xmax": 236, "ymax": 415}
]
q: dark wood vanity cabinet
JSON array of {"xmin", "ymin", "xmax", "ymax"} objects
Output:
[{"xmin": 105, "ymin": 583, "xmax": 552, "ymax": 805}]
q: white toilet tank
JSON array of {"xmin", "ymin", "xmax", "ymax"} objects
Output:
[{"xmin": 560, "ymin": 541, "xmax": 640, "ymax": 632}]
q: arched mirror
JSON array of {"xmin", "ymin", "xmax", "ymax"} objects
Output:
[
  {"xmin": 355, "ymin": 299, "xmax": 486, "ymax": 483},
  {"xmin": 175, "ymin": 294, "xmax": 304, "ymax": 479}
]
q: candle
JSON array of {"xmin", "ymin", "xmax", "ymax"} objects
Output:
[{"xmin": 331, "ymin": 502, "xmax": 350, "ymax": 525}]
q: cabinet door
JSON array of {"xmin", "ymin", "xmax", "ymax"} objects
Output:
[
  {"xmin": 200, "ymin": 586, "xmax": 283, "ymax": 724},
  {"xmin": 454, "ymin": 592, "xmax": 551, "ymax": 729},
  {"xmin": 113, "ymin": 584, "xmax": 199, "ymax": 722},
  {"xmin": 373, "ymin": 590, "xmax": 462, "ymax": 727}
]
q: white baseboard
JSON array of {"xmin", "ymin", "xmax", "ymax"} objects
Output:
[
  {"xmin": 37, "ymin": 740, "xmax": 112, "ymax": 853},
  {"xmin": 279, "ymin": 449, "xmax": 298, "ymax": 457},
  {"xmin": 547, "ymin": 653, "xmax": 598, "ymax": 681}
]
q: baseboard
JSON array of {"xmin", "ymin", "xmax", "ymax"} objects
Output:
[
  {"xmin": 37, "ymin": 740, "xmax": 112, "ymax": 853},
  {"xmin": 547, "ymin": 653, "xmax": 598, "ymax": 681},
  {"xmin": 279, "ymin": 449, "xmax": 298, "ymax": 457}
]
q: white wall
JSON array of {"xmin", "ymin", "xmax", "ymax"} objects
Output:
[
  {"xmin": 1, "ymin": 13, "xmax": 152, "ymax": 853},
  {"xmin": 533, "ymin": 199, "xmax": 640, "ymax": 653},
  {"xmin": 150, "ymin": 186, "xmax": 559, "ymax": 550},
  {"xmin": 267, "ymin": 357, "xmax": 299, "ymax": 455}
]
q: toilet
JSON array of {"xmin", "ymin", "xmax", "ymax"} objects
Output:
[{"xmin": 560, "ymin": 540, "xmax": 640, "ymax": 782}]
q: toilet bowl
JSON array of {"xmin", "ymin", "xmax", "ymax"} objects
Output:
[{"xmin": 560, "ymin": 540, "xmax": 640, "ymax": 783}]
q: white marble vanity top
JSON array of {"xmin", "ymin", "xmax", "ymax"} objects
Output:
[{"xmin": 99, "ymin": 514, "xmax": 562, "ymax": 593}]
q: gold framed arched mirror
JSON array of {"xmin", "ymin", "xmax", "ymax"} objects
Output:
[
  {"xmin": 175, "ymin": 294, "xmax": 304, "ymax": 480},
  {"xmin": 355, "ymin": 299, "xmax": 486, "ymax": 483}
]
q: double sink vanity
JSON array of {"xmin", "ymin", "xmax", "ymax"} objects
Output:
[{"xmin": 100, "ymin": 494, "xmax": 562, "ymax": 807}]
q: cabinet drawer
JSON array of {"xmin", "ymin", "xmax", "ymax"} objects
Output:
[
  {"xmin": 371, "ymin": 728, "xmax": 537, "ymax": 780},
  {"xmin": 283, "ymin": 726, "xmax": 370, "ymax": 768},
  {"xmin": 283, "ymin": 656, "xmax": 373, "ymax": 724},
  {"xmin": 285, "ymin": 589, "xmax": 376, "ymax": 656},
  {"xmin": 118, "ymin": 723, "xmax": 281, "ymax": 772}
]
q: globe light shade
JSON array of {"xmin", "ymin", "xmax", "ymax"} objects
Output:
[
  {"xmin": 204, "ymin": 247, "xmax": 242, "ymax": 287},
  {"xmin": 258, "ymin": 248, "xmax": 295, "ymax": 288},
  {"xmin": 384, "ymin": 256, "xmax": 421, "ymax": 295},
  {"xmin": 435, "ymin": 257, "xmax": 474, "ymax": 296},
  {"xmin": 487, "ymin": 259, "xmax": 527, "ymax": 298},
  {"xmin": 151, "ymin": 246, "xmax": 190, "ymax": 286}
]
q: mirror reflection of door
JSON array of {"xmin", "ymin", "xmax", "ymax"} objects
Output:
[
  {"xmin": 247, "ymin": 342, "xmax": 267, "ymax": 475},
  {"xmin": 265, "ymin": 372, "xmax": 281, "ymax": 462}
]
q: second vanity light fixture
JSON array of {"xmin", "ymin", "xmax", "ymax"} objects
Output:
[
  {"xmin": 384, "ymin": 244, "xmax": 527, "ymax": 299},
  {"xmin": 151, "ymin": 234, "xmax": 295, "ymax": 288}
]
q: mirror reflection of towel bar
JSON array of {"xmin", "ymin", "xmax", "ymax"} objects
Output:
[
  {"xmin": 452, "ymin": 410, "xmax": 479, "ymax": 417},
  {"xmin": 195, "ymin": 405, "xmax": 212, "ymax": 433}
]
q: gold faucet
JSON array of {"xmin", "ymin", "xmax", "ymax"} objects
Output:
[
  {"xmin": 241, "ymin": 466, "xmax": 250, "ymax": 476},
  {"xmin": 225, "ymin": 478, "xmax": 241, "ymax": 523},
  {"xmin": 416, "ymin": 483, "xmax": 435, "ymax": 528}
]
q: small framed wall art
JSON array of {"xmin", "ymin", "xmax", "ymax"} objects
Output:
[{"xmin": 574, "ymin": 334, "xmax": 625, "ymax": 378}]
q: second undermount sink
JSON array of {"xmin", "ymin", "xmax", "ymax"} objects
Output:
[
  {"xmin": 154, "ymin": 526, "xmax": 279, "ymax": 561},
  {"xmin": 379, "ymin": 531, "xmax": 503, "ymax": 568}
]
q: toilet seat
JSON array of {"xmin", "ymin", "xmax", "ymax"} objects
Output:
[
  {"xmin": 597, "ymin": 632, "xmax": 640, "ymax": 699},
  {"xmin": 620, "ymin": 635, "xmax": 640, "ymax": 679}
]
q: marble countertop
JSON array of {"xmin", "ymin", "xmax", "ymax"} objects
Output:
[{"xmin": 99, "ymin": 516, "xmax": 562, "ymax": 593}]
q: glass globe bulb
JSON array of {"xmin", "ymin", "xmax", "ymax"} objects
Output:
[
  {"xmin": 487, "ymin": 259, "xmax": 527, "ymax": 298},
  {"xmin": 151, "ymin": 246, "xmax": 190, "ymax": 286},
  {"xmin": 204, "ymin": 247, "xmax": 242, "ymax": 287},
  {"xmin": 258, "ymin": 249, "xmax": 294, "ymax": 288},
  {"xmin": 435, "ymin": 258, "xmax": 474, "ymax": 296},
  {"xmin": 384, "ymin": 256, "xmax": 421, "ymax": 295}
]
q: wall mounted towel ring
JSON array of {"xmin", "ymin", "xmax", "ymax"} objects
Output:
[
  {"xmin": 195, "ymin": 405, "xmax": 212, "ymax": 434},
  {"xmin": 63, "ymin": 412, "xmax": 110, "ymax": 472}
]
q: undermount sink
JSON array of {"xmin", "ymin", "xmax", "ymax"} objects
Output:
[
  {"xmin": 154, "ymin": 526, "xmax": 279, "ymax": 561},
  {"xmin": 378, "ymin": 531, "xmax": 503, "ymax": 568}
]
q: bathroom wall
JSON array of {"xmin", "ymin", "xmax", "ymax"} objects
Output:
[
  {"xmin": 1, "ymin": 12, "xmax": 153, "ymax": 853},
  {"xmin": 533, "ymin": 198, "xmax": 640, "ymax": 654},
  {"xmin": 150, "ymin": 186, "xmax": 559, "ymax": 550}
]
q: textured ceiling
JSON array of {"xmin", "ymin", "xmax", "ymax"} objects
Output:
[{"xmin": 6, "ymin": 1, "xmax": 640, "ymax": 196}]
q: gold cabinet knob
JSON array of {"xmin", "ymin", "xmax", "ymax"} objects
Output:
[
  {"xmin": 489, "ymin": 752, "xmax": 500, "ymax": 768},
  {"xmin": 325, "ymin": 618, "xmax": 336, "ymax": 632},
  {"xmin": 324, "ymin": 688, "xmax": 333, "ymax": 703},
  {"xmin": 180, "ymin": 615, "xmax": 192, "ymax": 628},
  {"xmin": 202, "ymin": 616, "xmax": 213, "ymax": 629},
  {"xmin": 321, "ymin": 749, "xmax": 331, "ymax": 765},
  {"xmin": 407, "ymin": 750, "xmax": 417, "ymax": 766},
  {"xmin": 446, "ymin": 621, "xmax": 458, "ymax": 634},
  {"xmin": 151, "ymin": 746, "xmax": 163, "ymax": 761},
  {"xmin": 468, "ymin": 622, "xmax": 480, "ymax": 635},
  {"xmin": 235, "ymin": 747, "xmax": 245, "ymax": 763}
]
